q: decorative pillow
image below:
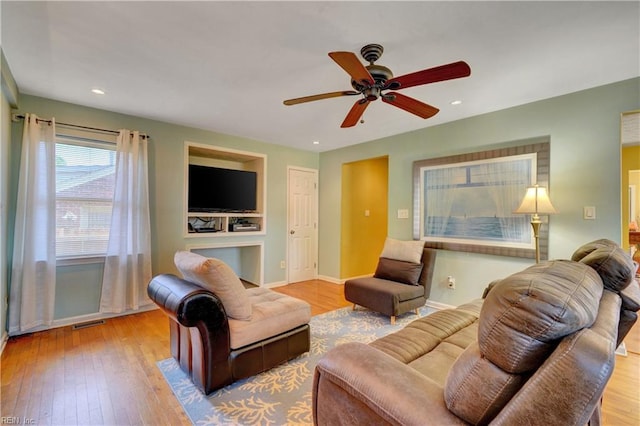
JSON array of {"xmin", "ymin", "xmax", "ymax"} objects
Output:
[
  {"xmin": 379, "ymin": 237, "xmax": 424, "ymax": 264},
  {"xmin": 174, "ymin": 251, "xmax": 251, "ymax": 320},
  {"xmin": 374, "ymin": 257, "xmax": 424, "ymax": 285}
]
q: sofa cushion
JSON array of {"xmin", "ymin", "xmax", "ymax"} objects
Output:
[
  {"xmin": 374, "ymin": 257, "xmax": 423, "ymax": 285},
  {"xmin": 445, "ymin": 342, "xmax": 529, "ymax": 424},
  {"xmin": 174, "ymin": 251, "xmax": 252, "ymax": 320},
  {"xmin": 571, "ymin": 238, "xmax": 618, "ymax": 261},
  {"xmin": 478, "ymin": 260, "xmax": 602, "ymax": 373},
  {"xmin": 370, "ymin": 299, "xmax": 482, "ymax": 365},
  {"xmin": 380, "ymin": 237, "xmax": 424, "ymax": 264},
  {"xmin": 228, "ymin": 287, "xmax": 311, "ymax": 349},
  {"xmin": 346, "ymin": 276, "xmax": 425, "ymax": 305}
]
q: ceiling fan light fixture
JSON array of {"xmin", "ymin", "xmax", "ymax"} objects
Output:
[{"xmin": 363, "ymin": 87, "xmax": 381, "ymax": 101}]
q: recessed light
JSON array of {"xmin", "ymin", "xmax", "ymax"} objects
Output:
[
  {"xmin": 91, "ymin": 88, "xmax": 105, "ymax": 95},
  {"xmin": 450, "ymin": 100, "xmax": 462, "ymax": 105},
  {"xmin": 312, "ymin": 140, "xmax": 320, "ymax": 145}
]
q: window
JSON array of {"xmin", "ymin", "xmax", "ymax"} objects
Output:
[
  {"xmin": 55, "ymin": 138, "xmax": 115, "ymax": 258},
  {"xmin": 412, "ymin": 139, "xmax": 551, "ymax": 259}
]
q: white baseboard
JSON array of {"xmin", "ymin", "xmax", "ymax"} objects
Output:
[
  {"xmin": 8, "ymin": 304, "xmax": 159, "ymax": 337},
  {"xmin": 316, "ymin": 275, "xmax": 345, "ymax": 284},
  {"xmin": 52, "ymin": 304, "xmax": 159, "ymax": 329},
  {"xmin": 0, "ymin": 331, "xmax": 8, "ymax": 356},
  {"xmin": 262, "ymin": 280, "xmax": 288, "ymax": 288},
  {"xmin": 266, "ymin": 277, "xmax": 345, "ymax": 287},
  {"xmin": 425, "ymin": 300, "xmax": 456, "ymax": 311}
]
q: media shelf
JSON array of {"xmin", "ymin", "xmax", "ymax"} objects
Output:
[
  {"xmin": 187, "ymin": 212, "xmax": 264, "ymax": 236},
  {"xmin": 184, "ymin": 142, "xmax": 266, "ymax": 238}
]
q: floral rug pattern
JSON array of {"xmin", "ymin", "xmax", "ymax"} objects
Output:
[{"xmin": 158, "ymin": 305, "xmax": 435, "ymax": 425}]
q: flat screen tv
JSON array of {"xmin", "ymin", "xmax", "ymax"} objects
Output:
[{"xmin": 188, "ymin": 164, "xmax": 257, "ymax": 213}]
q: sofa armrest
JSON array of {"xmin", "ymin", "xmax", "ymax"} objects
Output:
[
  {"xmin": 618, "ymin": 279, "xmax": 640, "ymax": 345},
  {"xmin": 148, "ymin": 274, "xmax": 233, "ymax": 393},
  {"xmin": 148, "ymin": 274, "xmax": 227, "ymax": 327},
  {"xmin": 313, "ymin": 342, "xmax": 466, "ymax": 426}
]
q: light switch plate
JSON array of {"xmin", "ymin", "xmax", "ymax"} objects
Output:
[
  {"xmin": 583, "ymin": 206, "xmax": 596, "ymax": 220},
  {"xmin": 397, "ymin": 209, "xmax": 409, "ymax": 219}
]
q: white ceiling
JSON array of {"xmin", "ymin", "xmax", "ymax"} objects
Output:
[{"xmin": 2, "ymin": 1, "xmax": 639, "ymax": 152}]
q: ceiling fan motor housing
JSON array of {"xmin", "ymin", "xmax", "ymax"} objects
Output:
[
  {"xmin": 351, "ymin": 44, "xmax": 394, "ymax": 96},
  {"xmin": 351, "ymin": 64, "xmax": 393, "ymax": 91}
]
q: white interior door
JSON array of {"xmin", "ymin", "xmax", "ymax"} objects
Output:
[{"xmin": 287, "ymin": 167, "xmax": 318, "ymax": 283}]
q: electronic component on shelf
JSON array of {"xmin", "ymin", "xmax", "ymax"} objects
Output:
[{"xmin": 230, "ymin": 223, "xmax": 260, "ymax": 232}]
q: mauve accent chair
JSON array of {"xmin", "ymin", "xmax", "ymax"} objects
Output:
[{"xmin": 344, "ymin": 246, "xmax": 437, "ymax": 324}]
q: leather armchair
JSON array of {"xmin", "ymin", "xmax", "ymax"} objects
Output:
[{"xmin": 148, "ymin": 273, "xmax": 310, "ymax": 394}]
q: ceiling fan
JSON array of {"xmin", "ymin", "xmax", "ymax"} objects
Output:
[{"xmin": 283, "ymin": 44, "xmax": 471, "ymax": 128}]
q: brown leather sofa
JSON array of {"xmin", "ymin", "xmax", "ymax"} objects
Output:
[
  {"xmin": 148, "ymin": 251, "xmax": 311, "ymax": 394},
  {"xmin": 313, "ymin": 239, "xmax": 640, "ymax": 425}
]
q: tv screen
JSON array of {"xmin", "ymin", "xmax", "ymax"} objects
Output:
[{"xmin": 188, "ymin": 165, "xmax": 257, "ymax": 212}]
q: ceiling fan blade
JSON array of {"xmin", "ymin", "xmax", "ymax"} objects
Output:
[
  {"xmin": 382, "ymin": 92, "xmax": 439, "ymax": 119},
  {"xmin": 283, "ymin": 90, "xmax": 359, "ymax": 105},
  {"xmin": 341, "ymin": 99, "xmax": 369, "ymax": 128},
  {"xmin": 387, "ymin": 61, "xmax": 471, "ymax": 90},
  {"xmin": 328, "ymin": 51, "xmax": 375, "ymax": 86}
]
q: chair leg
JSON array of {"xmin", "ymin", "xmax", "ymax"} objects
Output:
[
  {"xmin": 352, "ymin": 303, "xmax": 357, "ymax": 311},
  {"xmin": 414, "ymin": 308, "xmax": 419, "ymax": 315},
  {"xmin": 390, "ymin": 316, "xmax": 396, "ymax": 325}
]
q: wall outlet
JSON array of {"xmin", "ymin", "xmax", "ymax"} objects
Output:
[
  {"xmin": 447, "ymin": 276, "xmax": 456, "ymax": 289},
  {"xmin": 280, "ymin": 260, "xmax": 286, "ymax": 269}
]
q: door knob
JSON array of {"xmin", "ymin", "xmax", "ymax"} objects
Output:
[{"xmin": 290, "ymin": 230, "xmax": 295, "ymax": 235}]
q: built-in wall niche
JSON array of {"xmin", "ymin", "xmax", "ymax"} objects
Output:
[
  {"xmin": 184, "ymin": 142, "xmax": 266, "ymax": 237},
  {"xmin": 188, "ymin": 242, "xmax": 264, "ymax": 286}
]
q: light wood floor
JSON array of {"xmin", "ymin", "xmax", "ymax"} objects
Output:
[{"xmin": 1, "ymin": 279, "xmax": 637, "ymax": 425}]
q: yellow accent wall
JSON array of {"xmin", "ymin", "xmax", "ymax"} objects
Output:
[
  {"xmin": 622, "ymin": 145, "xmax": 640, "ymax": 249},
  {"xmin": 340, "ymin": 156, "xmax": 388, "ymax": 278}
]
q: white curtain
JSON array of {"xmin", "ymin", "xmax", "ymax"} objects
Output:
[
  {"xmin": 477, "ymin": 159, "xmax": 531, "ymax": 243},
  {"xmin": 424, "ymin": 167, "xmax": 458, "ymax": 237},
  {"xmin": 9, "ymin": 114, "xmax": 57, "ymax": 334},
  {"xmin": 99, "ymin": 130, "xmax": 152, "ymax": 313}
]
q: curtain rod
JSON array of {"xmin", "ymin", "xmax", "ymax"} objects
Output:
[{"xmin": 11, "ymin": 114, "xmax": 150, "ymax": 139}]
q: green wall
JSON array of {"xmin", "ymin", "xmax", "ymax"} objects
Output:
[
  {"xmin": 9, "ymin": 95, "xmax": 319, "ymax": 320},
  {"xmin": 319, "ymin": 78, "xmax": 640, "ymax": 307},
  {"xmin": 1, "ymin": 49, "xmax": 18, "ymax": 344},
  {"xmin": 5, "ymin": 78, "xmax": 640, "ymax": 325}
]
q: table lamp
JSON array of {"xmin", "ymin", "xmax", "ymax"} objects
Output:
[{"xmin": 514, "ymin": 184, "xmax": 557, "ymax": 263}]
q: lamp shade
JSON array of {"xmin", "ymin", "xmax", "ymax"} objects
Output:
[{"xmin": 514, "ymin": 185, "xmax": 557, "ymax": 215}]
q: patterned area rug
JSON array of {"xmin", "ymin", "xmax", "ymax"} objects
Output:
[{"xmin": 157, "ymin": 305, "xmax": 436, "ymax": 425}]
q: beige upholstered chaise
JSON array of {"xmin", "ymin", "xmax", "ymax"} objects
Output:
[{"xmin": 148, "ymin": 251, "xmax": 311, "ymax": 394}]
